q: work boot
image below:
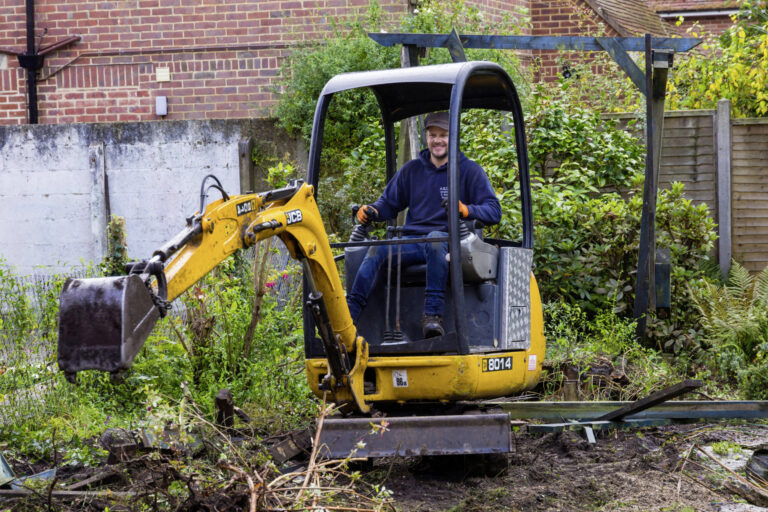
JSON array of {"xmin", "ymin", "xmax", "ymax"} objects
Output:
[{"xmin": 421, "ymin": 315, "xmax": 444, "ymax": 338}]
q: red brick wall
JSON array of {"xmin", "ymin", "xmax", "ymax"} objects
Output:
[
  {"xmin": 530, "ymin": 0, "xmax": 619, "ymax": 82},
  {"xmin": 646, "ymin": 0, "xmax": 739, "ymax": 37},
  {"xmin": 665, "ymin": 15, "xmax": 736, "ymax": 38},
  {"xmin": 464, "ymin": 0, "xmax": 532, "ymax": 34},
  {"xmin": 0, "ymin": 0, "xmax": 408, "ymax": 125}
]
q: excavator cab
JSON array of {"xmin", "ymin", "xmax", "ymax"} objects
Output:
[{"xmin": 302, "ymin": 61, "xmax": 545, "ymax": 409}]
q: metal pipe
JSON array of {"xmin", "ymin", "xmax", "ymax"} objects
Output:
[{"xmin": 25, "ymin": 0, "xmax": 38, "ymax": 124}]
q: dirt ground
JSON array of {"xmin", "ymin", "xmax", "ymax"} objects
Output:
[
  {"xmin": 3, "ymin": 422, "xmax": 768, "ymax": 511},
  {"xmin": 378, "ymin": 422, "xmax": 768, "ymax": 512}
]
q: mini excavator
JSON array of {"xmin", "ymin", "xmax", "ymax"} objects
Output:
[{"xmin": 58, "ymin": 61, "xmax": 545, "ymax": 458}]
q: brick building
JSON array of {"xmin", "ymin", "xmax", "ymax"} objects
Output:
[
  {"xmin": 648, "ymin": 0, "xmax": 741, "ymax": 37},
  {"xmin": 0, "ymin": 0, "xmax": 734, "ymax": 126}
]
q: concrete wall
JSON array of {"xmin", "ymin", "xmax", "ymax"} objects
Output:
[{"xmin": 0, "ymin": 118, "xmax": 300, "ymax": 276}]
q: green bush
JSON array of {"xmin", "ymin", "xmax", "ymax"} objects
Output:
[
  {"xmin": 668, "ymin": 2, "xmax": 768, "ymax": 117},
  {"xmin": 543, "ymin": 300, "xmax": 679, "ymax": 400}
]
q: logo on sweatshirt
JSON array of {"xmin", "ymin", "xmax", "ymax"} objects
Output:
[{"xmin": 440, "ymin": 186, "xmax": 448, "ymax": 200}]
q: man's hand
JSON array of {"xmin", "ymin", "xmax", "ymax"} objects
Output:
[
  {"xmin": 458, "ymin": 201, "xmax": 469, "ymax": 218},
  {"xmin": 356, "ymin": 205, "xmax": 378, "ymax": 224}
]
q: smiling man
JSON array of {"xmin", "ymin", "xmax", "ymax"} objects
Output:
[{"xmin": 347, "ymin": 111, "xmax": 501, "ymax": 338}]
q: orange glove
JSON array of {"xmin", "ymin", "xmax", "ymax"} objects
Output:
[
  {"xmin": 458, "ymin": 201, "xmax": 469, "ymax": 218},
  {"xmin": 356, "ymin": 205, "xmax": 378, "ymax": 224}
]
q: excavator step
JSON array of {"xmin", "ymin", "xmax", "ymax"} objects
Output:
[{"xmin": 316, "ymin": 413, "xmax": 511, "ymax": 458}]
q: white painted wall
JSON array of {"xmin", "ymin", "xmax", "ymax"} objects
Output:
[{"xmin": 0, "ymin": 120, "xmax": 248, "ymax": 276}]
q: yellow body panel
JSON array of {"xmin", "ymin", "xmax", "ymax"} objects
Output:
[{"xmin": 306, "ymin": 273, "xmax": 546, "ymax": 404}]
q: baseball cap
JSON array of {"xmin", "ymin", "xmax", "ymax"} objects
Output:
[{"xmin": 424, "ymin": 111, "xmax": 449, "ymax": 131}]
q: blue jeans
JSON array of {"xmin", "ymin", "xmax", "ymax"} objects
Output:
[{"xmin": 346, "ymin": 231, "xmax": 449, "ymax": 322}]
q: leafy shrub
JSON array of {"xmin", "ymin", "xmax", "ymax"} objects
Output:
[
  {"xmin": 691, "ymin": 261, "xmax": 768, "ymax": 399},
  {"xmin": 668, "ymin": 2, "xmax": 768, "ymax": 117},
  {"xmin": 543, "ymin": 301, "xmax": 679, "ymax": 400}
]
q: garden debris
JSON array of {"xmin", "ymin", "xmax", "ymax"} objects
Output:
[
  {"xmin": 0, "ymin": 453, "xmax": 14, "ymax": 487},
  {"xmin": 746, "ymin": 448, "xmax": 768, "ymax": 490},
  {"xmin": 65, "ymin": 468, "xmax": 119, "ymax": 491},
  {"xmin": 678, "ymin": 444, "xmax": 768, "ymax": 507},
  {"xmin": 267, "ymin": 429, "xmax": 313, "ymax": 465},
  {"xmin": 0, "ymin": 489, "xmax": 134, "ymax": 499},
  {"xmin": 9, "ymin": 468, "xmax": 56, "ymax": 490}
]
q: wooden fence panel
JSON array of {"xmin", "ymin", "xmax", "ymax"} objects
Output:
[
  {"xmin": 731, "ymin": 120, "xmax": 768, "ymax": 272},
  {"xmin": 658, "ymin": 113, "xmax": 717, "ymax": 218}
]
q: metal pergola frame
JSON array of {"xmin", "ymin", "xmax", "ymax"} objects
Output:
[{"xmin": 369, "ymin": 31, "xmax": 702, "ymax": 341}]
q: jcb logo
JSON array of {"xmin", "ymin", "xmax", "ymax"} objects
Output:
[
  {"xmin": 285, "ymin": 209, "xmax": 303, "ymax": 225},
  {"xmin": 236, "ymin": 201, "xmax": 254, "ymax": 216},
  {"xmin": 482, "ymin": 356, "xmax": 512, "ymax": 372}
]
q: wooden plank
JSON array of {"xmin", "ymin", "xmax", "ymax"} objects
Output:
[
  {"xmin": 733, "ymin": 181, "xmax": 768, "ymax": 189},
  {"xmin": 661, "ymin": 139, "xmax": 715, "ymax": 150},
  {"xmin": 733, "ymin": 192, "xmax": 768, "ymax": 201},
  {"xmin": 733, "ymin": 180, "xmax": 768, "ymax": 188},
  {"xmin": 732, "ymin": 203, "xmax": 768, "ymax": 213},
  {"xmin": 733, "ymin": 218, "xmax": 768, "ymax": 227},
  {"xmin": 734, "ymin": 243, "xmax": 768, "ymax": 252},
  {"xmin": 733, "ymin": 141, "xmax": 768, "ymax": 150},
  {"xmin": 732, "ymin": 161, "xmax": 768, "ymax": 168},
  {"xmin": 661, "ymin": 164, "xmax": 715, "ymax": 172},
  {"xmin": 734, "ymin": 227, "xmax": 768, "ymax": 237},
  {"xmin": 661, "ymin": 146, "xmax": 714, "ymax": 158},
  {"xmin": 662, "ymin": 129, "xmax": 714, "ymax": 139},
  {"xmin": 732, "ymin": 118, "xmax": 768, "ymax": 125},
  {"xmin": 731, "ymin": 151, "xmax": 768, "ymax": 160},
  {"xmin": 596, "ymin": 380, "xmax": 703, "ymax": 422}
]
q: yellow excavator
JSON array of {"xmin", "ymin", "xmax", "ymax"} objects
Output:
[{"xmin": 58, "ymin": 61, "xmax": 545, "ymax": 457}]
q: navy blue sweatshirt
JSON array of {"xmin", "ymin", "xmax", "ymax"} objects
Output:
[{"xmin": 371, "ymin": 149, "xmax": 501, "ymax": 235}]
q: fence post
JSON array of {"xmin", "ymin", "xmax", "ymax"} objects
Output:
[
  {"xmin": 89, "ymin": 142, "xmax": 108, "ymax": 264},
  {"xmin": 716, "ymin": 99, "xmax": 732, "ymax": 279}
]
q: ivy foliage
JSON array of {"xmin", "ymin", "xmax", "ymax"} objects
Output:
[{"xmin": 668, "ymin": 1, "xmax": 768, "ymax": 117}]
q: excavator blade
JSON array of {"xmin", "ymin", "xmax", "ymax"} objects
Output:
[{"xmin": 58, "ymin": 275, "xmax": 160, "ymax": 379}]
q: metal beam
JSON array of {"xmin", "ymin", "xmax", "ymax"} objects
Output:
[
  {"xmin": 446, "ymin": 28, "xmax": 467, "ymax": 63},
  {"xmin": 482, "ymin": 400, "xmax": 768, "ymax": 421},
  {"xmin": 634, "ymin": 40, "xmax": 672, "ymax": 340},
  {"xmin": 368, "ymin": 33, "xmax": 701, "ymax": 53},
  {"xmin": 528, "ymin": 418, "xmax": 672, "ymax": 433},
  {"xmin": 595, "ymin": 379, "xmax": 702, "ymax": 422},
  {"xmin": 596, "ymin": 37, "xmax": 647, "ymax": 96}
]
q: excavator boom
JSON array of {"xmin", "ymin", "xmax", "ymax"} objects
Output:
[{"xmin": 58, "ymin": 179, "xmax": 369, "ymax": 411}]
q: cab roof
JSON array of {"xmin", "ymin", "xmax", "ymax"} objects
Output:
[{"xmin": 318, "ymin": 61, "xmax": 519, "ymax": 122}]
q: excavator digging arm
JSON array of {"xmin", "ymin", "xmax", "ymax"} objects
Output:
[{"xmin": 57, "ymin": 178, "xmax": 370, "ymax": 413}]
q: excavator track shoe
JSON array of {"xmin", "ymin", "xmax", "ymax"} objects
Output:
[{"xmin": 58, "ymin": 275, "xmax": 160, "ymax": 376}]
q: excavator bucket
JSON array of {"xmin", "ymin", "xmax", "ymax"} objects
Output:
[{"xmin": 58, "ymin": 275, "xmax": 160, "ymax": 379}]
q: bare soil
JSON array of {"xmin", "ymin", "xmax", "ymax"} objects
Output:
[
  {"xmin": 378, "ymin": 423, "xmax": 768, "ymax": 511},
  {"xmin": 3, "ymin": 422, "xmax": 768, "ymax": 511}
]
